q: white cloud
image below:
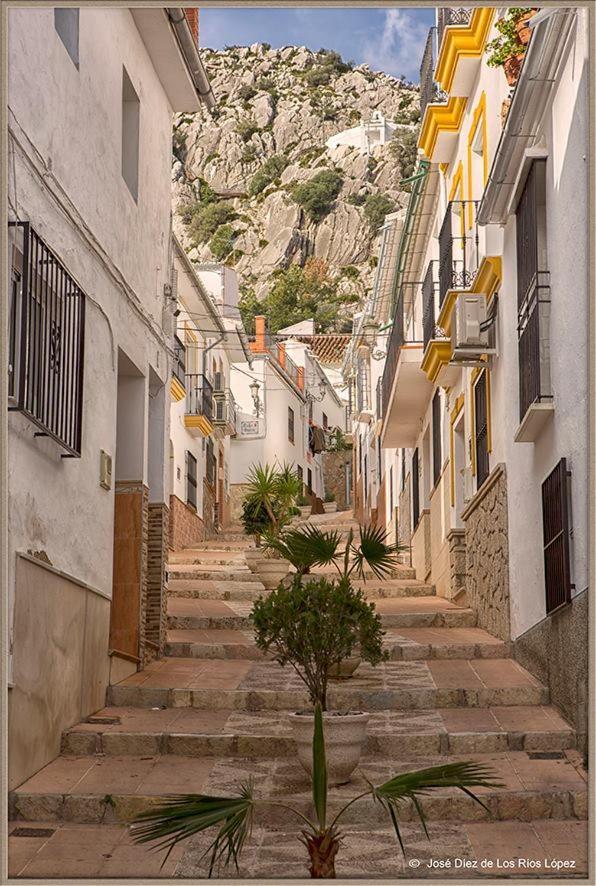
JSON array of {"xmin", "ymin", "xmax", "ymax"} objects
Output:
[{"xmin": 361, "ymin": 9, "xmax": 429, "ymax": 81}]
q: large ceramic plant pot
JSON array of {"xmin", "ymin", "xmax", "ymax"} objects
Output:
[
  {"xmin": 244, "ymin": 548, "xmax": 263, "ymax": 574},
  {"xmin": 288, "ymin": 710, "xmax": 370, "ymax": 785},
  {"xmin": 503, "ymin": 53, "xmax": 524, "ymax": 86},
  {"xmin": 323, "ymin": 502, "xmax": 338, "ymax": 513},
  {"xmin": 256, "ymin": 557, "xmax": 291, "ymax": 589}
]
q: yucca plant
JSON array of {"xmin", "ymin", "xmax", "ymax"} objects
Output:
[
  {"xmin": 243, "ymin": 462, "xmax": 302, "ymax": 540},
  {"xmin": 132, "ymin": 704, "xmax": 502, "ymax": 879},
  {"xmin": 263, "ymin": 522, "xmax": 400, "ymax": 580}
]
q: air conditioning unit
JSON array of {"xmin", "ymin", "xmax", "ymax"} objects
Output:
[{"xmin": 451, "ymin": 294, "xmax": 496, "ymax": 362}]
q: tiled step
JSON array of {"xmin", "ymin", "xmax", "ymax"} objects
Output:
[
  {"xmin": 167, "ymin": 583, "xmax": 267, "ymax": 602},
  {"xmin": 106, "ymin": 657, "xmax": 550, "ymax": 711},
  {"xmin": 167, "ymin": 579, "xmax": 434, "ymax": 603},
  {"xmin": 163, "ymin": 626, "xmax": 510, "ymax": 662},
  {"xmin": 168, "ymin": 551, "xmax": 248, "ymax": 564},
  {"xmin": 61, "ymin": 705, "xmax": 576, "ymax": 759},
  {"xmin": 9, "ymin": 750, "xmax": 587, "ymax": 826},
  {"xmin": 166, "ymin": 597, "xmax": 477, "ymax": 632},
  {"xmin": 180, "ymin": 540, "xmax": 252, "ymax": 552},
  {"xmin": 168, "ymin": 568, "xmax": 261, "ymax": 582},
  {"xmin": 8, "ymin": 818, "xmax": 589, "ymax": 879},
  {"xmin": 311, "ymin": 563, "xmax": 417, "ymax": 580}
]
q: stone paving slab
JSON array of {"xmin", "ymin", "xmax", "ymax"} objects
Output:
[
  {"xmin": 61, "ymin": 704, "xmax": 575, "ymax": 759},
  {"xmin": 9, "ymin": 751, "xmax": 587, "ymax": 827},
  {"xmin": 8, "ymin": 818, "xmax": 588, "ymax": 880}
]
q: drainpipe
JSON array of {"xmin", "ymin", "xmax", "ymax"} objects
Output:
[{"xmin": 166, "ymin": 9, "xmax": 216, "ymax": 110}]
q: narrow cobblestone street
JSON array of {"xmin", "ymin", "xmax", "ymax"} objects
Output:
[{"xmin": 8, "ymin": 513, "xmax": 588, "ymax": 879}]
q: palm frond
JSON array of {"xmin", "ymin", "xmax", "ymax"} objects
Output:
[
  {"xmin": 371, "ymin": 761, "xmax": 504, "ymax": 851},
  {"xmin": 287, "ymin": 525, "xmax": 342, "ymax": 568},
  {"xmin": 312, "ymin": 703, "xmax": 327, "ymax": 830},
  {"xmin": 351, "ymin": 524, "xmax": 398, "ymax": 580},
  {"xmin": 131, "ymin": 785, "xmax": 255, "ymax": 875}
]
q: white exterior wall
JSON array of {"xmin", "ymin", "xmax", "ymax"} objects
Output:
[
  {"xmin": 487, "ymin": 15, "xmax": 589, "ymax": 638},
  {"xmin": 7, "ymin": 7, "xmax": 177, "ymax": 601}
]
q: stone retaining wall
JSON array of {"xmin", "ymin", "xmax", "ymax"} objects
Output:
[{"xmin": 462, "ymin": 463, "xmax": 510, "ymax": 640}]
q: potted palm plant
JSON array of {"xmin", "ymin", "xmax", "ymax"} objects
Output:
[
  {"xmin": 132, "ymin": 704, "xmax": 501, "ymax": 879},
  {"xmin": 242, "ymin": 463, "xmax": 302, "ymax": 588},
  {"xmin": 255, "ymin": 523, "xmax": 397, "ymax": 783}
]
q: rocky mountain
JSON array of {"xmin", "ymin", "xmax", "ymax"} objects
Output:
[{"xmin": 172, "ymin": 43, "xmax": 420, "ymax": 331}]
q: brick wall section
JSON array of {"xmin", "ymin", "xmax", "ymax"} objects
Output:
[
  {"xmin": 147, "ymin": 503, "xmax": 168, "ymax": 657},
  {"xmin": 322, "ymin": 450, "xmax": 352, "ymax": 511},
  {"xmin": 184, "ymin": 8, "xmax": 199, "ymax": 45},
  {"xmin": 462, "ymin": 463, "xmax": 510, "ymax": 640},
  {"xmin": 138, "ymin": 485, "xmax": 151, "ymax": 667},
  {"xmin": 169, "ymin": 494, "xmax": 205, "ymax": 551}
]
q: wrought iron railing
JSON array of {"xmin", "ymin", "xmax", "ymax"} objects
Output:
[
  {"xmin": 419, "ymin": 27, "xmax": 448, "ymax": 118},
  {"xmin": 213, "ymin": 389, "xmax": 237, "ymax": 435},
  {"xmin": 8, "ymin": 221, "xmax": 86, "ymax": 457},
  {"xmin": 438, "ymin": 200, "xmax": 480, "ymax": 306},
  {"xmin": 381, "ymin": 281, "xmax": 423, "ymax": 413},
  {"xmin": 437, "ymin": 7, "xmax": 473, "ymax": 48},
  {"xmin": 422, "ymin": 261, "xmax": 440, "ymax": 351},
  {"xmin": 173, "ymin": 335, "xmax": 186, "ymax": 388},
  {"xmin": 186, "ymin": 373, "xmax": 213, "ymax": 421},
  {"xmin": 518, "ymin": 272, "xmax": 552, "ymax": 421}
]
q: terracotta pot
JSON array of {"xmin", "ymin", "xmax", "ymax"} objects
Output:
[
  {"xmin": 288, "ymin": 710, "xmax": 370, "ymax": 785},
  {"xmin": 256, "ymin": 557, "xmax": 291, "ymax": 589},
  {"xmin": 244, "ymin": 548, "xmax": 263, "ymax": 574},
  {"xmin": 515, "ymin": 9, "xmax": 537, "ymax": 46},
  {"xmin": 323, "ymin": 501, "xmax": 338, "ymax": 513},
  {"xmin": 328, "ymin": 656, "xmax": 361, "ymax": 679},
  {"xmin": 503, "ymin": 53, "xmax": 524, "ymax": 86}
]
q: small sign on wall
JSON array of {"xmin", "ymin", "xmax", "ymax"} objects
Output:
[{"xmin": 239, "ymin": 420, "xmax": 259, "ymax": 437}]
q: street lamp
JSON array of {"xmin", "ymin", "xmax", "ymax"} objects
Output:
[{"xmin": 249, "ymin": 379, "xmax": 261, "ymax": 416}]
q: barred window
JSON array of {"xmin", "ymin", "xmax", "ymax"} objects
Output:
[
  {"xmin": 186, "ymin": 451, "xmax": 197, "ymax": 510},
  {"xmin": 8, "ymin": 222, "xmax": 85, "ymax": 457}
]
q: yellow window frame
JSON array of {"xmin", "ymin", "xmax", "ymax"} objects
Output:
[{"xmin": 467, "ymin": 91, "xmax": 488, "ymax": 228}]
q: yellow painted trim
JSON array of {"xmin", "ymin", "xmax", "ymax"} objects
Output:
[
  {"xmin": 437, "ymin": 289, "xmax": 460, "ymax": 337},
  {"xmin": 421, "ymin": 339, "xmax": 453, "ymax": 383},
  {"xmin": 449, "ymin": 160, "xmax": 464, "ymax": 202},
  {"xmin": 184, "ymin": 414, "xmax": 214, "ymax": 437},
  {"xmin": 467, "ymin": 91, "xmax": 488, "ymax": 227},
  {"xmin": 435, "ymin": 8, "xmax": 495, "ymax": 94},
  {"xmin": 471, "ymin": 255, "xmax": 502, "ymax": 302},
  {"xmin": 170, "ymin": 377, "xmax": 186, "ymax": 402},
  {"xmin": 439, "ymin": 162, "xmax": 449, "ymax": 176},
  {"xmin": 449, "ymin": 394, "xmax": 465, "ymax": 506},
  {"xmin": 418, "ymin": 96, "xmax": 467, "ymax": 160}
]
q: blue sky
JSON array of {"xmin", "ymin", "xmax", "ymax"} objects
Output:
[{"xmin": 200, "ymin": 7, "xmax": 435, "ymax": 81}]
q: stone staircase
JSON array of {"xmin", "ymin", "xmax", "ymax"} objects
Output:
[{"xmin": 8, "ymin": 512, "xmax": 588, "ymax": 879}]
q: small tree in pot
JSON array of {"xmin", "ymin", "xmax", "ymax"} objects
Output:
[{"xmin": 254, "ymin": 523, "xmax": 397, "ymax": 783}]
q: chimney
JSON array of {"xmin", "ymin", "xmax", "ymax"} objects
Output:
[
  {"xmin": 184, "ymin": 8, "xmax": 199, "ymax": 46},
  {"xmin": 251, "ymin": 315, "xmax": 267, "ymax": 353}
]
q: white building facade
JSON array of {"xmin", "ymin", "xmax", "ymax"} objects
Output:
[
  {"xmin": 356, "ymin": 7, "xmax": 589, "ymax": 744},
  {"xmin": 6, "ymin": 6, "xmax": 212, "ymax": 789}
]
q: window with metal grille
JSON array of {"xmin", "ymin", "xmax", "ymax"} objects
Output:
[
  {"xmin": 8, "ymin": 222, "xmax": 85, "ymax": 457},
  {"xmin": 322, "ymin": 412, "xmax": 328, "ymax": 429},
  {"xmin": 412, "ymin": 448, "xmax": 420, "ymax": 528},
  {"xmin": 516, "ymin": 160, "xmax": 551, "ymax": 421},
  {"xmin": 401, "ymin": 449, "xmax": 406, "ymax": 491},
  {"xmin": 296, "ymin": 465, "xmax": 303, "ymax": 487},
  {"xmin": 432, "ymin": 389, "xmax": 442, "ymax": 486},
  {"xmin": 186, "ymin": 450, "xmax": 197, "ymax": 510},
  {"xmin": 307, "ymin": 468, "xmax": 312, "ymax": 493},
  {"xmin": 288, "ymin": 406, "xmax": 295, "ymax": 443},
  {"xmin": 206, "ymin": 438, "xmax": 215, "ymax": 486},
  {"xmin": 389, "ymin": 466, "xmax": 394, "ymax": 513},
  {"xmin": 364, "ymin": 455, "xmax": 368, "ymax": 503},
  {"xmin": 542, "ymin": 458, "xmax": 573, "ymax": 614},
  {"xmin": 474, "ymin": 370, "xmax": 489, "ymax": 490}
]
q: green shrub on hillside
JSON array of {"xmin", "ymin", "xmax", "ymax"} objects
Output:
[
  {"xmin": 248, "ymin": 154, "xmax": 289, "ymax": 196},
  {"xmin": 364, "ymin": 194, "xmax": 396, "ymax": 233},
  {"xmin": 236, "ymin": 118, "xmax": 260, "ymax": 143},
  {"xmin": 291, "ymin": 170, "xmax": 343, "ymax": 221},
  {"xmin": 209, "ymin": 224, "xmax": 235, "ymax": 260},
  {"xmin": 389, "ymin": 128, "xmax": 418, "ymax": 182},
  {"xmin": 186, "ymin": 201, "xmax": 236, "ymax": 244}
]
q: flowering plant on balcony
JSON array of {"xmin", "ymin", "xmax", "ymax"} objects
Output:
[{"xmin": 486, "ymin": 8, "xmax": 538, "ymax": 84}]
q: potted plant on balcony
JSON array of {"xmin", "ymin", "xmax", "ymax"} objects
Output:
[
  {"xmin": 132, "ymin": 704, "xmax": 501, "ymax": 879},
  {"xmin": 255, "ymin": 523, "xmax": 398, "ymax": 783},
  {"xmin": 486, "ymin": 8, "xmax": 537, "ymax": 86}
]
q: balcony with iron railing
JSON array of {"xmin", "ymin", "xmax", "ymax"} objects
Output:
[
  {"xmin": 437, "ymin": 7, "xmax": 473, "ymax": 49},
  {"xmin": 380, "ymin": 281, "xmax": 430, "ymax": 449},
  {"xmin": 170, "ymin": 335, "xmax": 187, "ymax": 403},
  {"xmin": 438, "ymin": 200, "xmax": 480, "ymax": 308},
  {"xmin": 419, "ymin": 27, "xmax": 448, "ymax": 119},
  {"xmin": 184, "ymin": 373, "xmax": 214, "ymax": 436}
]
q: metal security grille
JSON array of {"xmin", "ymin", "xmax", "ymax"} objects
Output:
[
  {"xmin": 412, "ymin": 448, "xmax": 420, "ymax": 528},
  {"xmin": 437, "ymin": 7, "xmax": 472, "ymax": 46},
  {"xmin": 542, "ymin": 459, "xmax": 572, "ymax": 614},
  {"xmin": 206, "ymin": 438, "xmax": 216, "ymax": 486},
  {"xmin": 186, "ymin": 373, "xmax": 213, "ymax": 421},
  {"xmin": 432, "ymin": 389, "xmax": 442, "ymax": 486},
  {"xmin": 516, "ymin": 162, "xmax": 541, "ymax": 309},
  {"xmin": 288, "ymin": 406, "xmax": 295, "ymax": 443},
  {"xmin": 8, "ymin": 221, "xmax": 86, "ymax": 457},
  {"xmin": 474, "ymin": 371, "xmax": 489, "ymax": 490},
  {"xmin": 173, "ymin": 336, "xmax": 186, "ymax": 388},
  {"xmin": 186, "ymin": 450, "xmax": 197, "ymax": 509}
]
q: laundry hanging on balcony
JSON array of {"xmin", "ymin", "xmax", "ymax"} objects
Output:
[{"xmin": 309, "ymin": 425, "xmax": 326, "ymax": 454}]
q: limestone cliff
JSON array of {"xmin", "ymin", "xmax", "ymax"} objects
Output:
[{"xmin": 172, "ymin": 43, "xmax": 419, "ymax": 329}]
